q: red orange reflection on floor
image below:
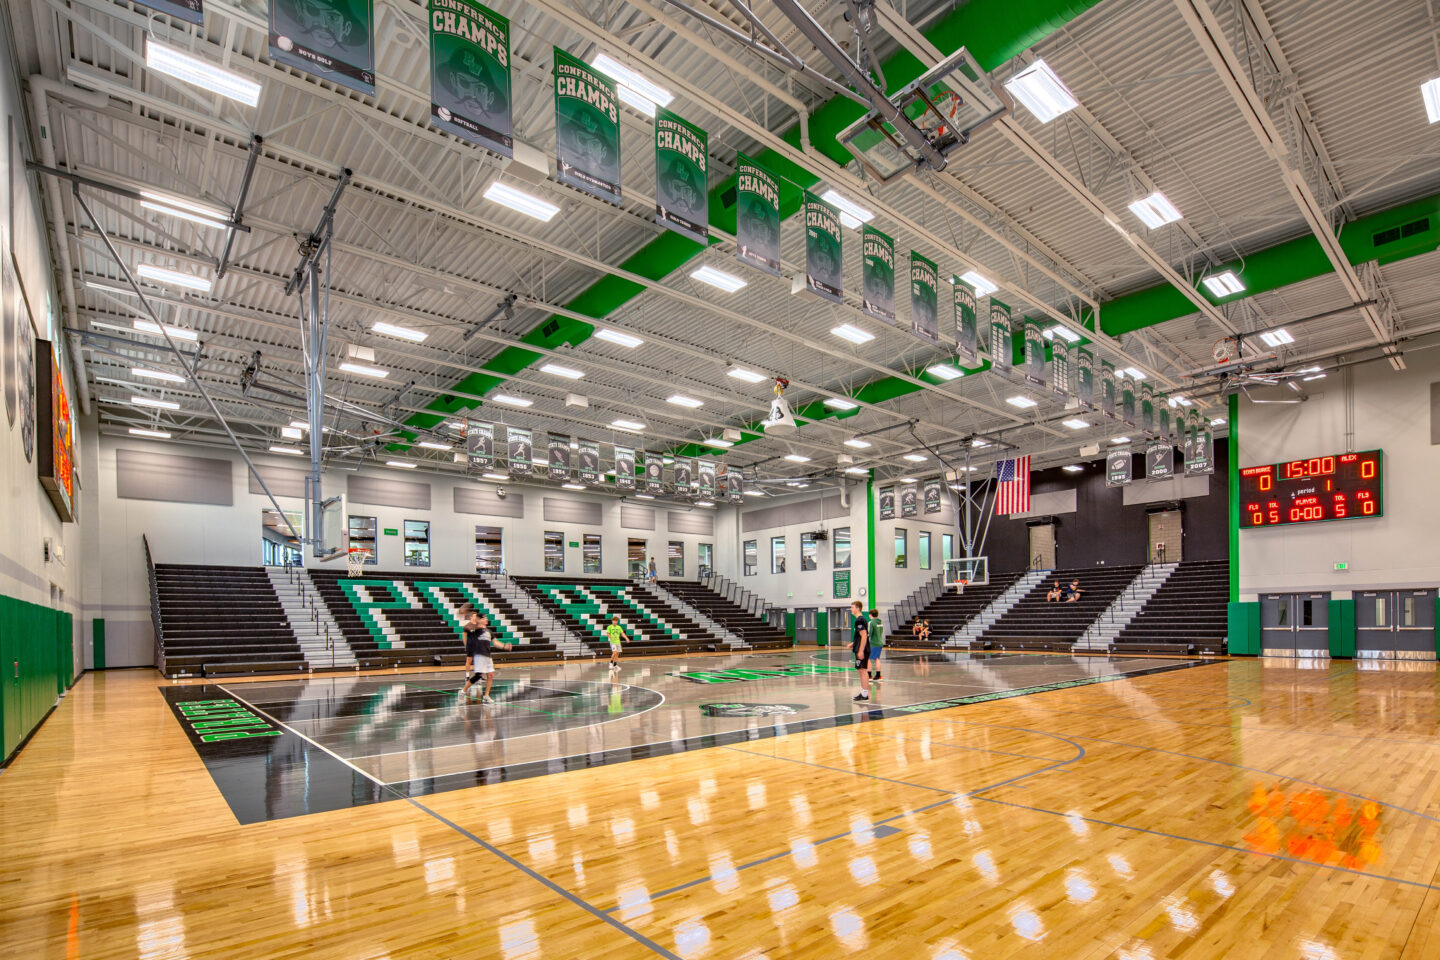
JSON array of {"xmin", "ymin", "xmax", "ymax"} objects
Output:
[{"xmin": 1244, "ymin": 783, "xmax": 1381, "ymax": 870}]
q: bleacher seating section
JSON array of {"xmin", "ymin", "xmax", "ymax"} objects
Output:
[
  {"xmin": 890, "ymin": 573, "xmax": 1022, "ymax": 648},
  {"xmin": 658, "ymin": 579, "xmax": 792, "ymax": 649},
  {"xmin": 1112, "ymin": 559, "xmax": 1229, "ymax": 655},
  {"xmin": 515, "ymin": 577, "xmax": 721, "ymax": 656},
  {"xmin": 154, "ymin": 564, "xmax": 304, "ymax": 677},
  {"xmin": 976, "ymin": 564, "xmax": 1146, "ymax": 651}
]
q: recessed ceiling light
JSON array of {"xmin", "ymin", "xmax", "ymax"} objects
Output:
[
  {"xmin": 611, "ymin": 419, "xmax": 646, "ymax": 431},
  {"xmin": 690, "ymin": 265, "xmax": 747, "ymax": 292},
  {"xmin": 482, "ymin": 472, "xmax": 508, "ymax": 481},
  {"xmin": 783, "ymin": 454, "xmax": 812, "ymax": 463},
  {"xmin": 1127, "ymin": 191, "xmax": 1183, "ymax": 229},
  {"xmin": 844, "ymin": 438, "xmax": 872, "ymax": 449},
  {"xmin": 903, "ymin": 454, "xmax": 927, "ymax": 462},
  {"xmin": 269, "ymin": 445, "xmax": 303, "ymax": 455},
  {"xmin": 493, "ymin": 394, "xmax": 533, "ymax": 407},
  {"xmin": 1006, "ymin": 396, "xmax": 1038, "ymax": 408},
  {"xmin": 1423, "ymin": 77, "xmax": 1440, "ymax": 123},
  {"xmin": 591, "ymin": 52, "xmax": 674, "ymax": 116},
  {"xmin": 595, "ymin": 328, "xmax": 644, "ymax": 348},
  {"xmin": 1259, "ymin": 328, "xmax": 1295, "ymax": 347},
  {"xmin": 1121, "ymin": 367, "xmax": 1147, "ymax": 380},
  {"xmin": 705, "ymin": 438, "xmax": 733, "ymax": 448},
  {"xmin": 1202, "ymin": 271, "xmax": 1245, "ymax": 297},
  {"xmin": 132, "ymin": 367, "xmax": 185, "ymax": 383},
  {"xmin": 128, "ymin": 427, "xmax": 171, "ymax": 439},
  {"xmin": 824, "ymin": 397, "xmax": 858, "ymax": 410},
  {"xmin": 417, "ymin": 441, "xmax": 451, "ymax": 450},
  {"xmin": 1044, "ymin": 326, "xmax": 1082, "ymax": 343},
  {"xmin": 385, "ymin": 460, "xmax": 417, "ymax": 469},
  {"xmin": 1062, "ymin": 464, "xmax": 1084, "ymax": 473},
  {"xmin": 130, "ymin": 394, "xmax": 180, "ymax": 410},
  {"xmin": 1003, "ymin": 58, "xmax": 1078, "ymax": 124},
  {"xmin": 539, "ymin": 362, "xmax": 585, "ymax": 379},
  {"xmin": 1062, "ymin": 418, "xmax": 1089, "ymax": 429},
  {"xmin": 831, "ymin": 323, "xmax": 875, "ymax": 344},
  {"xmin": 1111, "ymin": 436, "xmax": 1131, "ymax": 444},
  {"xmin": 727, "ymin": 366, "xmax": 767, "ymax": 383},
  {"xmin": 483, "ymin": 181, "xmax": 559, "ymax": 222},
  {"xmin": 820, "ymin": 189, "xmax": 874, "ymax": 230},
  {"xmin": 145, "ymin": 38, "xmax": 261, "ymax": 107},
  {"xmin": 926, "ymin": 364, "xmax": 963, "ymax": 381},
  {"xmin": 562, "ymin": 482, "xmax": 586, "ymax": 491},
  {"xmin": 280, "ymin": 426, "xmax": 303, "ymax": 440},
  {"xmin": 136, "ymin": 264, "xmax": 212, "ymax": 292},
  {"xmin": 957, "ymin": 270, "xmax": 998, "ymax": 298},
  {"xmin": 371, "ymin": 320, "xmax": 427, "ymax": 342},
  {"xmin": 338, "ymin": 361, "xmax": 389, "ymax": 379},
  {"xmin": 666, "ymin": 394, "xmax": 704, "ymax": 409}
]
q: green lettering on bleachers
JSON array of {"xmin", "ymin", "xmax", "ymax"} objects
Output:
[
  {"xmin": 413, "ymin": 582, "xmax": 522, "ymax": 646},
  {"xmin": 340, "ymin": 579, "xmax": 415, "ymax": 649}
]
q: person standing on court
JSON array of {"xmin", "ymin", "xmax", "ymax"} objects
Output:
[
  {"xmin": 606, "ymin": 615, "xmax": 626, "ymax": 671},
  {"xmin": 850, "ymin": 600, "xmax": 872, "ymax": 702},
  {"xmin": 867, "ymin": 608, "xmax": 885, "ymax": 682},
  {"xmin": 460, "ymin": 608, "xmax": 512, "ymax": 703}
]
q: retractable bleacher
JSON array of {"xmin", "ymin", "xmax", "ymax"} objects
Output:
[
  {"xmin": 976, "ymin": 564, "xmax": 1146, "ymax": 652},
  {"xmin": 515, "ymin": 577, "xmax": 721, "ymax": 657},
  {"xmin": 891, "ymin": 573, "xmax": 1022, "ymax": 648},
  {"xmin": 154, "ymin": 564, "xmax": 305, "ymax": 677},
  {"xmin": 658, "ymin": 579, "xmax": 791, "ymax": 649},
  {"xmin": 1112, "ymin": 559, "xmax": 1229, "ymax": 655}
]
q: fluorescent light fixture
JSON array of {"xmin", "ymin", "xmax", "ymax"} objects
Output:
[
  {"xmin": 635, "ymin": 493, "xmax": 656, "ymax": 500},
  {"xmin": 705, "ymin": 438, "xmax": 733, "ymax": 448},
  {"xmin": 1127, "ymin": 191, "xmax": 1183, "ymax": 229},
  {"xmin": 132, "ymin": 367, "xmax": 185, "ymax": 383},
  {"xmin": 539, "ymin": 362, "xmax": 585, "ymax": 380},
  {"xmin": 845, "ymin": 467, "xmax": 870, "ymax": 475},
  {"xmin": 1062, "ymin": 464, "xmax": 1084, "ymax": 473},
  {"xmin": 957, "ymin": 270, "xmax": 997, "ymax": 298},
  {"xmin": 1424, "ymin": 77, "xmax": 1440, "ymax": 124},
  {"xmin": 831, "ymin": 323, "xmax": 875, "ymax": 345},
  {"xmin": 690, "ymin": 265, "xmax": 747, "ymax": 293},
  {"xmin": 289, "ymin": 420, "xmax": 309, "ymax": 430},
  {"xmin": 1003, "ymin": 58, "xmax": 1078, "ymax": 124},
  {"xmin": 695, "ymin": 500, "xmax": 715, "ymax": 507},
  {"xmin": 136, "ymin": 264, "xmax": 212, "ymax": 292},
  {"xmin": 492, "ymin": 394, "xmax": 533, "ymax": 407},
  {"xmin": 595, "ymin": 328, "xmax": 644, "ymax": 348},
  {"xmin": 1044, "ymin": 325, "xmax": 1082, "ymax": 343},
  {"xmin": 145, "ymin": 38, "xmax": 261, "ymax": 107},
  {"xmin": 591, "ymin": 52, "xmax": 673, "ymax": 116},
  {"xmin": 269, "ymin": 445, "xmax": 303, "ymax": 455},
  {"xmin": 823, "ymin": 397, "xmax": 858, "ymax": 410},
  {"xmin": 727, "ymin": 366, "xmax": 767, "ymax": 383},
  {"xmin": 1202, "ymin": 271, "xmax": 1245, "ymax": 297},
  {"xmin": 844, "ymin": 439, "xmax": 872, "ymax": 449},
  {"xmin": 1120, "ymin": 367, "xmax": 1147, "ymax": 380},
  {"xmin": 820, "ymin": 189, "xmax": 874, "ymax": 230},
  {"xmin": 338, "ymin": 361, "xmax": 389, "ymax": 379},
  {"xmin": 280, "ymin": 426, "xmax": 303, "ymax": 440},
  {"xmin": 139, "ymin": 194, "xmax": 228, "ymax": 230},
  {"xmin": 1211, "ymin": 417, "xmax": 1227, "ymax": 425},
  {"xmin": 562, "ymin": 482, "xmax": 586, "ymax": 491},
  {"xmin": 926, "ymin": 364, "xmax": 963, "ymax": 381},
  {"xmin": 417, "ymin": 441, "xmax": 451, "ymax": 451},
  {"xmin": 1303, "ymin": 373, "xmax": 1327, "ymax": 381},
  {"xmin": 666, "ymin": 394, "xmax": 704, "ymax": 409},
  {"xmin": 900, "ymin": 477, "xmax": 918, "ymax": 484},
  {"xmin": 903, "ymin": 454, "xmax": 928, "ymax": 463},
  {"xmin": 1169, "ymin": 396, "xmax": 1193, "ymax": 407},
  {"xmin": 86, "ymin": 280, "xmax": 138, "ymax": 297},
  {"xmin": 972, "ymin": 439, "xmax": 990, "ymax": 447},
  {"xmin": 1006, "ymin": 396, "xmax": 1038, "ymax": 409},
  {"xmin": 1062, "ymin": 418, "xmax": 1089, "ymax": 430},
  {"xmin": 385, "ymin": 460, "xmax": 417, "ymax": 469},
  {"xmin": 482, "ymin": 472, "xmax": 508, "ymax": 481},
  {"xmin": 570, "ymin": 441, "xmax": 579, "ymax": 449},
  {"xmin": 1259, "ymin": 328, "xmax": 1295, "ymax": 347},
  {"xmin": 128, "ymin": 427, "xmax": 171, "ymax": 439},
  {"xmin": 783, "ymin": 454, "xmax": 811, "ymax": 463},
  {"xmin": 744, "ymin": 488, "xmax": 767, "ymax": 496},
  {"xmin": 483, "ymin": 181, "xmax": 559, "ymax": 222},
  {"xmin": 611, "ymin": 418, "xmax": 646, "ymax": 431},
  {"xmin": 371, "ymin": 321, "xmax": 427, "ymax": 342},
  {"xmin": 1111, "ymin": 436, "xmax": 1131, "ymax": 444},
  {"xmin": 662, "ymin": 457, "xmax": 674, "ymax": 464},
  {"xmin": 130, "ymin": 394, "xmax": 180, "ymax": 410}
]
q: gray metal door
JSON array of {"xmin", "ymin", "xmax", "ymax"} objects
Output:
[
  {"xmin": 1356, "ymin": 589, "xmax": 1437, "ymax": 660},
  {"xmin": 1028, "ymin": 524, "xmax": 1056, "ymax": 570},
  {"xmin": 1261, "ymin": 593, "xmax": 1330, "ymax": 657},
  {"xmin": 795, "ymin": 607, "xmax": 818, "ymax": 645}
]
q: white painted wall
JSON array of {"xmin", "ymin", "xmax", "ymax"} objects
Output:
[{"xmin": 1238, "ymin": 347, "xmax": 1440, "ymax": 596}]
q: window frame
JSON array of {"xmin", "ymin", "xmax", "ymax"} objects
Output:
[
  {"xmin": 582, "ymin": 533, "xmax": 602, "ymax": 574},
  {"xmin": 918, "ymin": 530, "xmax": 931, "ymax": 570},
  {"xmin": 799, "ymin": 532, "xmax": 819, "ymax": 572},
  {"xmin": 743, "ymin": 539, "xmax": 758, "ymax": 576},
  {"xmin": 894, "ymin": 528, "xmax": 908, "ymax": 568},
  {"xmin": 698, "ymin": 542, "xmax": 713, "ymax": 577},
  {"xmin": 668, "ymin": 540, "xmax": 685, "ymax": 577},
  {"xmin": 771, "ymin": 536, "xmax": 787, "ymax": 575},
  {"xmin": 403, "ymin": 519, "xmax": 432, "ymax": 567},
  {"xmin": 544, "ymin": 530, "xmax": 565, "ymax": 573},
  {"xmin": 833, "ymin": 527, "xmax": 851, "ymax": 569},
  {"xmin": 347, "ymin": 514, "xmax": 378, "ymax": 565}
]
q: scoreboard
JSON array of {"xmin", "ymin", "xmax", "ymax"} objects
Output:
[{"xmin": 1238, "ymin": 450, "xmax": 1383, "ymax": 528}]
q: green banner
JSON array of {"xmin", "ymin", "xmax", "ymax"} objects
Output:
[
  {"xmin": 804, "ymin": 191, "xmax": 843, "ymax": 303},
  {"xmin": 554, "ymin": 47, "xmax": 619, "ymax": 203},
  {"xmin": 989, "ymin": 299, "xmax": 1012, "ymax": 370},
  {"xmin": 1100, "ymin": 359, "xmax": 1116, "ymax": 418},
  {"xmin": 1120, "ymin": 374, "xmax": 1136, "ymax": 425},
  {"xmin": 735, "ymin": 153, "xmax": 780, "ymax": 276},
  {"xmin": 1023, "ymin": 319, "xmax": 1045, "ymax": 386},
  {"xmin": 271, "ymin": 0, "xmax": 375, "ymax": 95},
  {"xmin": 1139, "ymin": 382, "xmax": 1154, "ymax": 433},
  {"xmin": 1050, "ymin": 338, "xmax": 1070, "ymax": 398},
  {"xmin": 1076, "ymin": 348, "xmax": 1094, "ymax": 409},
  {"xmin": 860, "ymin": 226, "xmax": 896, "ymax": 323},
  {"xmin": 954, "ymin": 276, "xmax": 979, "ymax": 365},
  {"xmin": 654, "ymin": 108, "xmax": 708, "ymax": 243},
  {"xmin": 1158, "ymin": 400, "xmax": 1172, "ymax": 439},
  {"xmin": 833, "ymin": 569, "xmax": 851, "ymax": 599},
  {"xmin": 430, "ymin": 0, "xmax": 511, "ymax": 156},
  {"xmin": 909, "ymin": 252, "xmax": 938, "ymax": 341}
]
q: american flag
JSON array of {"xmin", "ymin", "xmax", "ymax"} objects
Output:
[{"xmin": 995, "ymin": 456, "xmax": 1031, "ymax": 515}]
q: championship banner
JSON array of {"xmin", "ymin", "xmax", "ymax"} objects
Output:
[
  {"xmin": 578, "ymin": 440, "xmax": 601, "ymax": 485},
  {"xmin": 547, "ymin": 433, "xmax": 571, "ymax": 481},
  {"xmin": 909, "ymin": 252, "xmax": 938, "ymax": 342},
  {"xmin": 673, "ymin": 458, "xmax": 693, "ymax": 497},
  {"xmin": 137, "ymin": 0, "xmax": 203, "ymax": 25},
  {"xmin": 923, "ymin": 478, "xmax": 942, "ymax": 514},
  {"xmin": 725, "ymin": 467, "xmax": 743, "ymax": 504},
  {"xmin": 507, "ymin": 426, "xmax": 532, "ymax": 475},
  {"xmin": 430, "ymin": 0, "xmax": 512, "ymax": 156},
  {"xmin": 989, "ymin": 299, "xmax": 1013, "ymax": 371},
  {"xmin": 1139, "ymin": 383, "xmax": 1154, "ymax": 433},
  {"xmin": 270, "ymin": 0, "xmax": 375, "ymax": 96},
  {"xmin": 1100, "ymin": 360, "xmax": 1116, "ymax": 418},
  {"xmin": 1189, "ymin": 408, "xmax": 1203, "ymax": 434},
  {"xmin": 642, "ymin": 452, "xmax": 664, "ymax": 494},
  {"xmin": 954, "ymin": 276, "xmax": 979, "ymax": 366},
  {"xmin": 1185, "ymin": 429, "xmax": 1215, "ymax": 476},
  {"xmin": 860, "ymin": 226, "xmax": 896, "ymax": 324},
  {"xmin": 554, "ymin": 47, "xmax": 620, "ymax": 203},
  {"xmin": 901, "ymin": 485, "xmax": 918, "ymax": 518},
  {"xmin": 1023, "ymin": 319, "xmax": 1046, "ymax": 386},
  {"xmin": 1076, "ymin": 349, "xmax": 1095, "ymax": 409},
  {"xmin": 1146, "ymin": 440, "xmax": 1174, "ymax": 480},
  {"xmin": 697, "ymin": 460, "xmax": 716, "ymax": 498},
  {"xmin": 465, "ymin": 420, "xmax": 494, "ymax": 472},
  {"xmin": 654, "ymin": 108, "xmax": 708, "ymax": 244},
  {"xmin": 879, "ymin": 485, "xmax": 895, "ymax": 520},
  {"xmin": 1050, "ymin": 338, "xmax": 1071, "ymax": 399},
  {"xmin": 614, "ymin": 445, "xmax": 636, "ymax": 491},
  {"xmin": 1120, "ymin": 375, "xmax": 1136, "ymax": 425},
  {"xmin": 1158, "ymin": 401, "xmax": 1172, "ymax": 439},
  {"xmin": 735, "ymin": 153, "xmax": 780, "ymax": 276},
  {"xmin": 803, "ymin": 191, "xmax": 843, "ymax": 303},
  {"xmin": 1106, "ymin": 445, "xmax": 1132, "ymax": 486}
]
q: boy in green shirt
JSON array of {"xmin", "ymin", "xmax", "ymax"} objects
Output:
[
  {"xmin": 606, "ymin": 615, "xmax": 626, "ymax": 671},
  {"xmin": 867, "ymin": 608, "xmax": 885, "ymax": 681}
]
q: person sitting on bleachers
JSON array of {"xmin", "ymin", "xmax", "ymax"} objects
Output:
[
  {"xmin": 919, "ymin": 619, "xmax": 931, "ymax": 642},
  {"xmin": 1062, "ymin": 579, "xmax": 1084, "ymax": 603},
  {"xmin": 912, "ymin": 620, "xmax": 924, "ymax": 642},
  {"xmin": 1046, "ymin": 581, "xmax": 1063, "ymax": 602}
]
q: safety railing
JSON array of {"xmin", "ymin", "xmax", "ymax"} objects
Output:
[{"xmin": 143, "ymin": 534, "xmax": 164, "ymax": 675}]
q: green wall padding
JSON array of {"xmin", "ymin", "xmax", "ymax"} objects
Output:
[
  {"xmin": 816, "ymin": 609, "xmax": 828, "ymax": 648},
  {"xmin": 1227, "ymin": 601, "xmax": 1261, "ymax": 656},
  {"xmin": 784, "ymin": 611, "xmax": 796, "ymax": 640},
  {"xmin": 1, "ymin": 594, "xmax": 71, "ymax": 761},
  {"xmin": 1328, "ymin": 599, "xmax": 1356, "ymax": 658}
]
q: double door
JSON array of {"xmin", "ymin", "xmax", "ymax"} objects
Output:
[
  {"xmin": 1260, "ymin": 592, "xmax": 1330, "ymax": 657},
  {"xmin": 1356, "ymin": 589, "xmax": 1437, "ymax": 660}
]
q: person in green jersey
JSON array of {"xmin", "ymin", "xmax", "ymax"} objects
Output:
[
  {"xmin": 606, "ymin": 615, "xmax": 626, "ymax": 671},
  {"xmin": 867, "ymin": 608, "xmax": 885, "ymax": 682}
]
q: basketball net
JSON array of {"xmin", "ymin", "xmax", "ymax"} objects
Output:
[{"xmin": 346, "ymin": 549, "xmax": 367, "ymax": 579}]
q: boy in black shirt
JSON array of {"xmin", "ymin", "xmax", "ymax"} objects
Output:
[{"xmin": 849, "ymin": 600, "xmax": 872, "ymax": 702}]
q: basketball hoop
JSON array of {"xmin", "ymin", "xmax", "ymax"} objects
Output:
[{"xmin": 346, "ymin": 548, "xmax": 368, "ymax": 579}]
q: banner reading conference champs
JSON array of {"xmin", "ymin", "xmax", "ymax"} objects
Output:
[
  {"xmin": 271, "ymin": 0, "xmax": 375, "ymax": 95},
  {"xmin": 861, "ymin": 226, "xmax": 896, "ymax": 324},
  {"xmin": 954, "ymin": 276, "xmax": 979, "ymax": 365},
  {"xmin": 989, "ymin": 300, "xmax": 1013, "ymax": 371},
  {"xmin": 1076, "ymin": 349, "xmax": 1095, "ymax": 409},
  {"xmin": 910, "ymin": 252, "xmax": 938, "ymax": 342},
  {"xmin": 804, "ymin": 192, "xmax": 843, "ymax": 303},
  {"xmin": 654, "ymin": 108, "xmax": 708, "ymax": 244},
  {"xmin": 430, "ymin": 0, "xmax": 512, "ymax": 157},
  {"xmin": 1023, "ymin": 320, "xmax": 1045, "ymax": 386},
  {"xmin": 735, "ymin": 153, "xmax": 780, "ymax": 276},
  {"xmin": 554, "ymin": 48, "xmax": 620, "ymax": 203}
]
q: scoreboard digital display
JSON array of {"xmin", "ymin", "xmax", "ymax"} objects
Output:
[{"xmin": 1239, "ymin": 450, "xmax": 1383, "ymax": 528}]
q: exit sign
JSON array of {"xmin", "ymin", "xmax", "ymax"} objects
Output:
[
  {"xmin": 1334, "ymin": 561, "xmax": 1348, "ymax": 571},
  {"xmin": 384, "ymin": 528, "xmax": 398, "ymax": 536}
]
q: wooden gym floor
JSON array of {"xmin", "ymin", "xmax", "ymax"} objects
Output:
[{"xmin": 3, "ymin": 653, "xmax": 1440, "ymax": 959}]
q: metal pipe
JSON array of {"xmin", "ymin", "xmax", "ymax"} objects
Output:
[
  {"xmin": 285, "ymin": 168, "xmax": 351, "ymax": 296},
  {"xmin": 217, "ymin": 135, "xmax": 264, "ymax": 279},
  {"xmin": 26, "ymin": 161, "xmax": 250, "ymax": 231}
]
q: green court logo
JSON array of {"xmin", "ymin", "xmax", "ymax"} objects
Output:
[
  {"xmin": 176, "ymin": 699, "xmax": 281, "ymax": 742},
  {"xmin": 673, "ymin": 663, "xmax": 852, "ymax": 684},
  {"xmin": 699, "ymin": 703, "xmax": 807, "ymax": 717}
]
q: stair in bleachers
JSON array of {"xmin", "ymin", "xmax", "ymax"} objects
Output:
[
  {"xmin": 268, "ymin": 567, "xmax": 356, "ymax": 668},
  {"xmin": 1111, "ymin": 559, "xmax": 1230, "ymax": 655},
  {"xmin": 977, "ymin": 564, "xmax": 1148, "ymax": 651},
  {"xmin": 514, "ymin": 577, "xmax": 720, "ymax": 656},
  {"xmin": 891, "ymin": 571, "xmax": 1025, "ymax": 648},
  {"xmin": 658, "ymin": 579, "xmax": 792, "ymax": 649},
  {"xmin": 953, "ymin": 570, "xmax": 1048, "ymax": 647},
  {"xmin": 1073, "ymin": 564, "xmax": 1176, "ymax": 651},
  {"xmin": 154, "ymin": 564, "xmax": 306, "ymax": 677}
]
